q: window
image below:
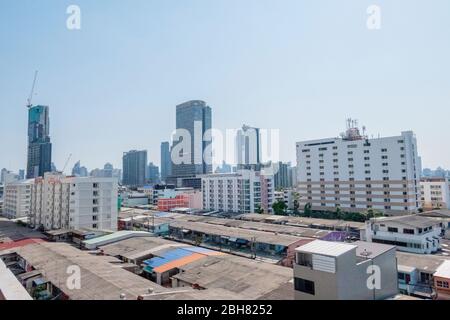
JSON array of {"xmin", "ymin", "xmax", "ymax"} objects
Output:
[
  {"xmin": 93, "ymin": 215, "xmax": 98, "ymax": 221},
  {"xmin": 403, "ymin": 229, "xmax": 414, "ymax": 235},
  {"xmin": 294, "ymin": 278, "xmax": 315, "ymax": 295},
  {"xmin": 437, "ymin": 281, "xmax": 449, "ymax": 288},
  {"xmin": 388, "ymin": 227, "xmax": 398, "ymax": 233},
  {"xmin": 93, "ymin": 207, "xmax": 99, "ymax": 213}
]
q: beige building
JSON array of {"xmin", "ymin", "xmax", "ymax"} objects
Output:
[
  {"xmin": 420, "ymin": 177, "xmax": 450, "ymax": 210},
  {"xmin": 296, "ymin": 124, "xmax": 421, "ymax": 215}
]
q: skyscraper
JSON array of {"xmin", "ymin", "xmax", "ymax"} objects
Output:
[
  {"xmin": 273, "ymin": 161, "xmax": 293, "ymax": 190},
  {"xmin": 160, "ymin": 141, "xmax": 171, "ymax": 182},
  {"xmin": 72, "ymin": 161, "xmax": 88, "ymax": 177},
  {"xmin": 122, "ymin": 150, "xmax": 147, "ymax": 188},
  {"xmin": 103, "ymin": 163, "xmax": 113, "ymax": 178},
  {"xmin": 146, "ymin": 162, "xmax": 160, "ymax": 184},
  {"xmin": 236, "ymin": 124, "xmax": 261, "ymax": 170},
  {"xmin": 26, "ymin": 105, "xmax": 52, "ymax": 179},
  {"xmin": 171, "ymin": 100, "xmax": 212, "ymax": 178}
]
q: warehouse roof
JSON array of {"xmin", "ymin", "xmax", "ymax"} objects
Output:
[
  {"xmin": 371, "ymin": 215, "xmax": 441, "ymax": 229},
  {"xmin": 9, "ymin": 242, "xmax": 167, "ymax": 300},
  {"xmin": 396, "ymin": 252, "xmax": 450, "ymax": 273},
  {"xmin": 172, "ymin": 254, "xmax": 293, "ymax": 299},
  {"xmin": 168, "ymin": 220, "xmax": 307, "ymax": 246}
]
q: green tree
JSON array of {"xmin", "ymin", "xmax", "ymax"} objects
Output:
[
  {"xmin": 293, "ymin": 200, "xmax": 300, "ymax": 215},
  {"xmin": 255, "ymin": 205, "xmax": 264, "ymax": 214},
  {"xmin": 272, "ymin": 200, "xmax": 288, "ymax": 215},
  {"xmin": 303, "ymin": 203, "xmax": 312, "ymax": 217}
]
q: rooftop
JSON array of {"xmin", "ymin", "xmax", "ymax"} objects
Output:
[
  {"xmin": 295, "ymin": 240, "xmax": 356, "ymax": 257},
  {"xmin": 171, "ymin": 254, "xmax": 293, "ymax": 299},
  {"xmin": 418, "ymin": 209, "xmax": 450, "ymax": 219},
  {"xmin": 396, "ymin": 251, "xmax": 450, "ymax": 273},
  {"xmin": 99, "ymin": 236, "xmax": 191, "ymax": 261},
  {"xmin": 3, "ymin": 242, "xmax": 169, "ymax": 300},
  {"xmin": 434, "ymin": 260, "xmax": 450, "ymax": 279},
  {"xmin": 167, "ymin": 219, "xmax": 307, "ymax": 246},
  {"xmin": 354, "ymin": 241, "xmax": 396, "ymax": 259},
  {"xmin": 371, "ymin": 215, "xmax": 441, "ymax": 229},
  {"xmin": 0, "ymin": 259, "xmax": 32, "ymax": 300}
]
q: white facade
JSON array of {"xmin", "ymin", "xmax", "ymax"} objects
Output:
[
  {"xmin": 364, "ymin": 215, "xmax": 443, "ymax": 254},
  {"xmin": 201, "ymin": 170, "xmax": 274, "ymax": 214},
  {"xmin": 30, "ymin": 173, "xmax": 118, "ymax": 231},
  {"xmin": 420, "ymin": 178, "xmax": 450, "ymax": 210},
  {"xmin": 296, "ymin": 128, "xmax": 421, "ymax": 215},
  {"xmin": 2, "ymin": 181, "xmax": 32, "ymax": 219}
]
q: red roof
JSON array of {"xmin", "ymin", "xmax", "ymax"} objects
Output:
[{"xmin": 0, "ymin": 238, "xmax": 46, "ymax": 250}]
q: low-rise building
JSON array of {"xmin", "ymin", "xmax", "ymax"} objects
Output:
[
  {"xmin": 363, "ymin": 215, "xmax": 443, "ymax": 254},
  {"xmin": 434, "ymin": 260, "xmax": 450, "ymax": 300},
  {"xmin": 2, "ymin": 180, "xmax": 33, "ymax": 219},
  {"xmin": 293, "ymin": 240, "xmax": 398, "ymax": 300},
  {"xmin": 396, "ymin": 251, "xmax": 449, "ymax": 299}
]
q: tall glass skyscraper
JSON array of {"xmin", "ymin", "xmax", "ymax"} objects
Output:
[
  {"xmin": 26, "ymin": 105, "xmax": 52, "ymax": 179},
  {"xmin": 172, "ymin": 100, "xmax": 212, "ymax": 177},
  {"xmin": 160, "ymin": 141, "xmax": 171, "ymax": 182},
  {"xmin": 236, "ymin": 124, "xmax": 262, "ymax": 169},
  {"xmin": 122, "ymin": 150, "xmax": 147, "ymax": 188}
]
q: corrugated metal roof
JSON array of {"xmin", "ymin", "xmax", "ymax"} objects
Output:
[
  {"xmin": 153, "ymin": 253, "xmax": 205, "ymax": 273},
  {"xmin": 295, "ymin": 240, "xmax": 356, "ymax": 257}
]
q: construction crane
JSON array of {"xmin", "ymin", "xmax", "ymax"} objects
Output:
[
  {"xmin": 62, "ymin": 153, "xmax": 73, "ymax": 173},
  {"xmin": 27, "ymin": 70, "xmax": 39, "ymax": 108}
]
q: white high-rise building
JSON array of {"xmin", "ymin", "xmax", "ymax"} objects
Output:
[
  {"xmin": 3, "ymin": 180, "xmax": 33, "ymax": 219},
  {"xmin": 420, "ymin": 177, "xmax": 450, "ymax": 210},
  {"xmin": 296, "ymin": 122, "xmax": 421, "ymax": 215},
  {"xmin": 201, "ymin": 170, "xmax": 274, "ymax": 214},
  {"xmin": 30, "ymin": 173, "xmax": 118, "ymax": 231}
]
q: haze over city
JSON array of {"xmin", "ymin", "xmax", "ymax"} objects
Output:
[{"xmin": 1, "ymin": 0, "xmax": 450, "ymax": 172}]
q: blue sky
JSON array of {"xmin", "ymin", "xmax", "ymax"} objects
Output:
[{"xmin": 1, "ymin": 0, "xmax": 450, "ymax": 173}]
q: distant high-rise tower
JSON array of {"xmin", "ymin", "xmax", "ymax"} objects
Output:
[
  {"xmin": 122, "ymin": 150, "xmax": 147, "ymax": 188},
  {"xmin": 146, "ymin": 162, "xmax": 160, "ymax": 184},
  {"xmin": 160, "ymin": 141, "xmax": 171, "ymax": 182},
  {"xmin": 103, "ymin": 163, "xmax": 113, "ymax": 178},
  {"xmin": 171, "ymin": 100, "xmax": 212, "ymax": 178},
  {"xmin": 236, "ymin": 124, "xmax": 261, "ymax": 170},
  {"xmin": 26, "ymin": 105, "xmax": 52, "ymax": 179}
]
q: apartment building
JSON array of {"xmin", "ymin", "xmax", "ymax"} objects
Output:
[
  {"xmin": 293, "ymin": 240, "xmax": 398, "ymax": 300},
  {"xmin": 30, "ymin": 173, "xmax": 118, "ymax": 231},
  {"xmin": 2, "ymin": 180, "xmax": 33, "ymax": 219},
  {"xmin": 420, "ymin": 177, "xmax": 450, "ymax": 210},
  {"xmin": 296, "ymin": 122, "xmax": 421, "ymax": 215},
  {"xmin": 364, "ymin": 215, "xmax": 443, "ymax": 254},
  {"xmin": 201, "ymin": 170, "xmax": 274, "ymax": 214}
]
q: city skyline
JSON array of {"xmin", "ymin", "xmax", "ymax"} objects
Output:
[{"xmin": 1, "ymin": 0, "xmax": 450, "ymax": 172}]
